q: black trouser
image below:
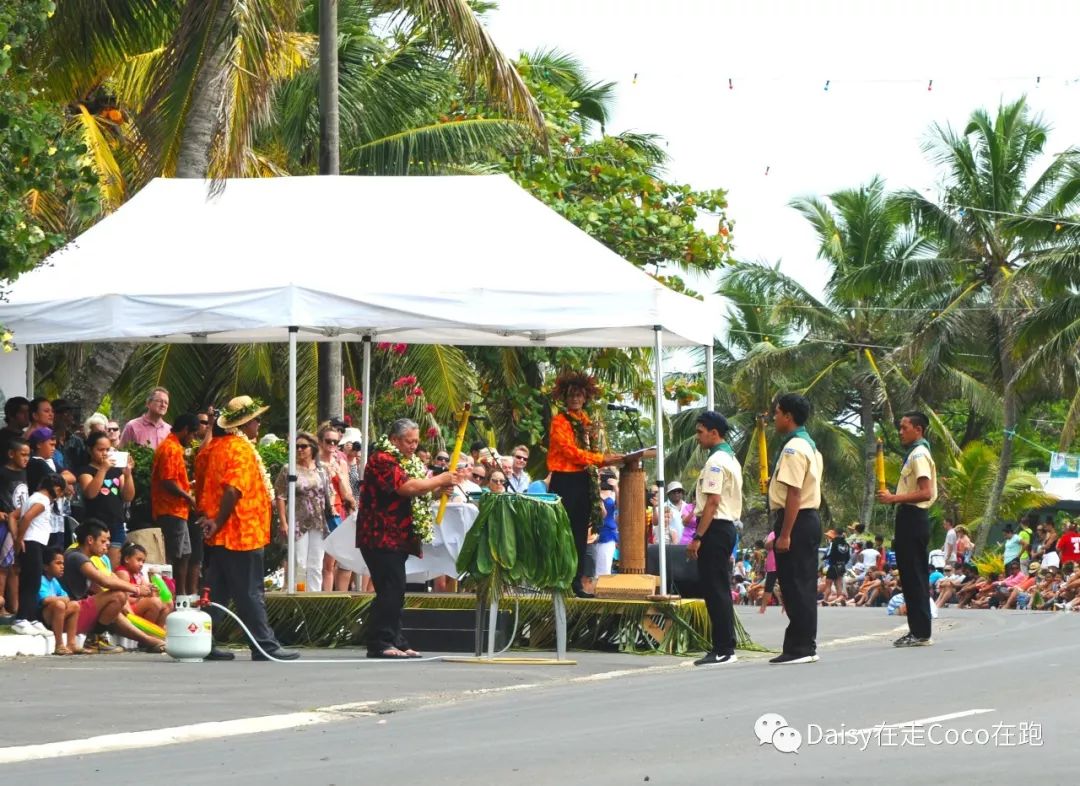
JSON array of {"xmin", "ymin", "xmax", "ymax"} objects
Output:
[
  {"xmin": 205, "ymin": 546, "xmax": 281, "ymax": 654},
  {"xmin": 361, "ymin": 547, "xmax": 409, "ymax": 653},
  {"xmin": 697, "ymin": 519, "xmax": 737, "ymax": 656},
  {"xmin": 773, "ymin": 509, "xmax": 821, "ymax": 657},
  {"xmin": 549, "ymin": 470, "xmax": 588, "ymax": 587},
  {"xmin": 17, "ymin": 540, "xmax": 45, "ymax": 622},
  {"xmin": 894, "ymin": 504, "xmax": 932, "ymax": 639}
]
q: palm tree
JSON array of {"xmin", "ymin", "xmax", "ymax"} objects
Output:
[
  {"xmin": 940, "ymin": 442, "xmax": 1056, "ymax": 534},
  {"xmin": 719, "ymin": 177, "xmax": 928, "ymax": 526},
  {"xmin": 39, "ymin": 0, "xmax": 544, "ymax": 416},
  {"xmin": 893, "ymin": 98, "xmax": 1080, "ymax": 551}
]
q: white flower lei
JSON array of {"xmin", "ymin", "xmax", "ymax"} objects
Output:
[{"xmin": 374, "ymin": 434, "xmax": 434, "ymax": 544}]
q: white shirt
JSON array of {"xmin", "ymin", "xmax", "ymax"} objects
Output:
[
  {"xmin": 861, "ymin": 548, "xmax": 880, "ymax": 567},
  {"xmin": 943, "ymin": 529, "xmax": 957, "ymax": 562},
  {"xmin": 508, "ymin": 471, "xmax": 531, "ymax": 494},
  {"xmin": 20, "ymin": 491, "xmax": 54, "ymax": 545}
]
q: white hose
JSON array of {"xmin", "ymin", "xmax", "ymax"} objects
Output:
[{"xmin": 206, "ymin": 602, "xmax": 449, "ymax": 663}]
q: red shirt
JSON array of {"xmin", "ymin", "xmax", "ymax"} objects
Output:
[
  {"xmin": 356, "ymin": 451, "xmax": 417, "ymax": 555},
  {"xmin": 1056, "ymin": 531, "xmax": 1080, "ymax": 563}
]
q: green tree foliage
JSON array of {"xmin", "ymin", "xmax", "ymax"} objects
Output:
[{"xmin": 0, "ymin": 0, "xmax": 98, "ymax": 280}]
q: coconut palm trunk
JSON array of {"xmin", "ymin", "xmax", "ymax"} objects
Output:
[
  {"xmin": 61, "ymin": 1, "xmax": 234, "ymax": 408},
  {"xmin": 317, "ymin": 0, "xmax": 343, "ymax": 422},
  {"xmin": 859, "ymin": 384, "xmax": 877, "ymax": 530},
  {"xmin": 976, "ymin": 333, "xmax": 1018, "ymax": 553}
]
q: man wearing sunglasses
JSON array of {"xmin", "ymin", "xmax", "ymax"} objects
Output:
[{"xmin": 507, "ymin": 445, "xmax": 531, "ymax": 493}]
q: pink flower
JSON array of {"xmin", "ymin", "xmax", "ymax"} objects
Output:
[
  {"xmin": 426, "ymin": 427, "xmax": 439, "ymax": 439},
  {"xmin": 405, "ymin": 395, "xmax": 416, "ymax": 406},
  {"xmin": 343, "ymin": 414, "xmax": 352, "ymax": 425},
  {"xmin": 393, "ymin": 343, "xmax": 408, "ymax": 355},
  {"xmin": 392, "ymin": 375, "xmax": 417, "ymax": 389},
  {"xmin": 413, "ymin": 386, "xmax": 424, "ymax": 396},
  {"xmin": 425, "ymin": 404, "xmax": 436, "ymax": 414},
  {"xmin": 377, "ymin": 342, "xmax": 392, "ymax": 351}
]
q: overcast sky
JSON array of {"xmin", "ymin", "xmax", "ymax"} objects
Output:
[{"xmin": 485, "ymin": 0, "xmax": 1080, "ymax": 304}]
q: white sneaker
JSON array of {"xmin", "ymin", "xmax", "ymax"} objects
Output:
[
  {"xmin": 11, "ymin": 619, "xmax": 38, "ymax": 636},
  {"xmin": 31, "ymin": 621, "xmax": 52, "ymax": 637}
]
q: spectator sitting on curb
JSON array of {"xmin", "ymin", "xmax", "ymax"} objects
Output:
[
  {"xmin": 39, "ymin": 547, "xmax": 83, "ymax": 655},
  {"xmin": 61, "ymin": 520, "xmax": 165, "ymax": 654},
  {"xmin": 114, "ymin": 542, "xmax": 171, "ymax": 630}
]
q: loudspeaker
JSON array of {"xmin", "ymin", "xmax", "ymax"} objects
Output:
[{"xmin": 646, "ymin": 544, "xmax": 703, "ymax": 598}]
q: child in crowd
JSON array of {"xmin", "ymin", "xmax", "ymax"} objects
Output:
[
  {"xmin": 39, "ymin": 547, "xmax": 83, "ymax": 655},
  {"xmin": 114, "ymin": 542, "xmax": 171, "ymax": 627},
  {"xmin": 0, "ymin": 437, "xmax": 32, "ymax": 618},
  {"xmin": 12, "ymin": 473, "xmax": 67, "ymax": 636}
]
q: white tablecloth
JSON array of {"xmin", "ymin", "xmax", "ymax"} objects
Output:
[{"xmin": 323, "ymin": 503, "xmax": 479, "ymax": 582}]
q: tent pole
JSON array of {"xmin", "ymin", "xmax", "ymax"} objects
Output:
[
  {"xmin": 25, "ymin": 344, "xmax": 34, "ymax": 396},
  {"xmin": 705, "ymin": 343, "xmax": 715, "ymax": 411},
  {"xmin": 653, "ymin": 325, "xmax": 667, "ymax": 595},
  {"xmin": 287, "ymin": 327, "xmax": 298, "ymax": 595},
  {"xmin": 360, "ymin": 336, "xmax": 372, "ymax": 479}
]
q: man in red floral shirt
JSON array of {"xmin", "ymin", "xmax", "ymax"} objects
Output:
[{"xmin": 358, "ymin": 418, "xmax": 461, "ymax": 659}]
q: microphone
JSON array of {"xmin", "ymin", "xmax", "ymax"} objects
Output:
[{"xmin": 607, "ymin": 403, "xmax": 639, "ymax": 412}]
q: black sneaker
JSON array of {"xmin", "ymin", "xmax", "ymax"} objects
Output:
[
  {"xmin": 252, "ymin": 647, "xmax": 300, "ymax": 661},
  {"xmin": 768, "ymin": 652, "xmax": 819, "ymax": 665},
  {"xmin": 205, "ymin": 647, "xmax": 236, "ymax": 661},
  {"xmin": 895, "ymin": 634, "xmax": 932, "ymax": 648},
  {"xmin": 694, "ymin": 652, "xmax": 738, "ymax": 667}
]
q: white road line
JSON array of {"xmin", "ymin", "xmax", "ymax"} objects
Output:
[
  {"xmin": 855, "ymin": 708, "xmax": 995, "ymax": 733},
  {"xmin": 0, "ymin": 711, "xmax": 361, "ymax": 765}
]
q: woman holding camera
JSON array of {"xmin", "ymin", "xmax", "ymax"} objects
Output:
[{"xmin": 77, "ymin": 431, "xmax": 135, "ymax": 567}]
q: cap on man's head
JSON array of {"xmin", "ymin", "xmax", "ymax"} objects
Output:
[
  {"xmin": 666, "ymin": 481, "xmax": 684, "ymax": 495},
  {"xmin": 825, "ymin": 529, "xmax": 837, "ymax": 539}
]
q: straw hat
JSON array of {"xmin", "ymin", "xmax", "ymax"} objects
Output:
[{"xmin": 217, "ymin": 395, "xmax": 270, "ymax": 429}]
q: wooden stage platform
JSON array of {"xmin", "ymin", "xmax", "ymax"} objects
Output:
[{"xmin": 213, "ymin": 592, "xmax": 764, "ymax": 655}]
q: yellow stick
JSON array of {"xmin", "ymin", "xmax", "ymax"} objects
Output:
[
  {"xmin": 875, "ymin": 437, "xmax": 887, "ymax": 492},
  {"xmin": 757, "ymin": 413, "xmax": 770, "ymax": 495},
  {"xmin": 436, "ymin": 403, "xmax": 471, "ymax": 525}
]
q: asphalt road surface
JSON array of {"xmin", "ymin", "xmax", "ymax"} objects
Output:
[{"xmin": 1, "ymin": 607, "xmax": 1075, "ymax": 783}]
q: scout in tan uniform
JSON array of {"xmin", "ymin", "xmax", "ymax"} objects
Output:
[
  {"xmin": 769, "ymin": 393, "xmax": 823, "ymax": 665},
  {"xmin": 876, "ymin": 411, "xmax": 938, "ymax": 647},
  {"xmin": 686, "ymin": 411, "xmax": 743, "ymax": 667}
]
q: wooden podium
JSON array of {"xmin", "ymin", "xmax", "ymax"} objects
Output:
[{"xmin": 616, "ymin": 448, "xmax": 654, "ymax": 574}]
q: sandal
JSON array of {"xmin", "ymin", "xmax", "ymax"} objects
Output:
[
  {"xmin": 403, "ymin": 649, "xmax": 422, "ymax": 658},
  {"xmin": 367, "ymin": 648, "xmax": 411, "ymax": 659},
  {"xmin": 139, "ymin": 642, "xmax": 167, "ymax": 654},
  {"xmin": 70, "ymin": 647, "xmax": 87, "ymax": 655},
  {"xmin": 53, "ymin": 645, "xmax": 73, "ymax": 656}
]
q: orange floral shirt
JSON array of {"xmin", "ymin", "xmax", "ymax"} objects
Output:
[
  {"xmin": 547, "ymin": 411, "xmax": 604, "ymax": 473},
  {"xmin": 193, "ymin": 438, "xmax": 217, "ymax": 510},
  {"xmin": 201, "ymin": 435, "xmax": 271, "ymax": 552},
  {"xmin": 151, "ymin": 432, "xmax": 190, "ymax": 520}
]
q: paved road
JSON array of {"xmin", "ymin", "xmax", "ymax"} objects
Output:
[{"xmin": 2, "ymin": 607, "xmax": 1076, "ymax": 783}]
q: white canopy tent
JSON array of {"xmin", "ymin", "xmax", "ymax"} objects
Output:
[{"xmin": 0, "ymin": 175, "xmax": 720, "ymax": 593}]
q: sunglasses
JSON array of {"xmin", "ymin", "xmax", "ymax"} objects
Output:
[
  {"xmin": 323, "ymin": 439, "xmax": 339, "ymax": 446},
  {"xmin": 490, "ymin": 478, "xmax": 506, "ymax": 485},
  {"xmin": 198, "ymin": 419, "xmax": 209, "ymax": 426},
  {"xmin": 297, "ymin": 443, "xmax": 313, "ymax": 450},
  {"xmin": 107, "ymin": 427, "xmax": 120, "ymax": 432},
  {"xmin": 471, "ymin": 473, "xmax": 485, "ymax": 481},
  {"xmin": 513, "ymin": 455, "xmax": 527, "ymax": 461}
]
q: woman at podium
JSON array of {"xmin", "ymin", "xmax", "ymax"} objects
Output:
[{"xmin": 546, "ymin": 371, "xmax": 622, "ymax": 598}]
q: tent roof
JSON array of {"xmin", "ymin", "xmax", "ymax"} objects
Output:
[{"xmin": 0, "ymin": 176, "xmax": 717, "ymax": 347}]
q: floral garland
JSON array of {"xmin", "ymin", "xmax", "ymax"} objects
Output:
[
  {"xmin": 560, "ymin": 409, "xmax": 604, "ymax": 533},
  {"xmin": 220, "ymin": 397, "xmax": 267, "ymax": 427},
  {"xmin": 374, "ymin": 434, "xmax": 434, "ymax": 544}
]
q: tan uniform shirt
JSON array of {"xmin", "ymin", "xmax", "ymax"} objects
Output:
[
  {"xmin": 694, "ymin": 445, "xmax": 743, "ymax": 522},
  {"xmin": 768, "ymin": 435, "xmax": 823, "ymax": 511},
  {"xmin": 896, "ymin": 443, "xmax": 937, "ymax": 509}
]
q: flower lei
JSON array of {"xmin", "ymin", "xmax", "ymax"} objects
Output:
[
  {"xmin": 220, "ymin": 397, "xmax": 266, "ymax": 426},
  {"xmin": 374, "ymin": 434, "xmax": 434, "ymax": 544},
  {"xmin": 560, "ymin": 409, "xmax": 604, "ymax": 533}
]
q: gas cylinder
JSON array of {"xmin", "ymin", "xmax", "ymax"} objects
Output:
[{"xmin": 165, "ymin": 596, "xmax": 213, "ymax": 662}]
